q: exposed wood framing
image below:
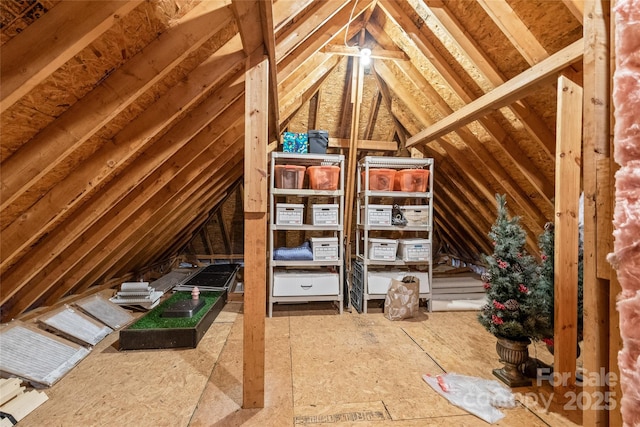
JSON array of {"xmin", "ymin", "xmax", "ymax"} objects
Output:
[
  {"xmin": 322, "ymin": 44, "xmax": 409, "ymax": 61},
  {"xmin": 243, "ymin": 52, "xmax": 268, "ymax": 409},
  {"xmin": 344, "ymin": 52, "xmax": 365, "ymax": 268},
  {"xmin": 406, "ymin": 39, "xmax": 584, "ymax": 147},
  {"xmin": 0, "ymin": 0, "xmax": 142, "ymax": 113},
  {"xmin": 582, "ymin": 0, "xmax": 617, "ymax": 425},
  {"xmin": 0, "ymin": 1, "xmax": 234, "ymax": 213},
  {"xmin": 476, "ymin": 0, "xmax": 549, "ymax": 64},
  {"xmin": 328, "ymin": 138, "xmax": 397, "ymax": 151},
  {"xmin": 0, "ymin": 35, "xmax": 246, "ymax": 277},
  {"xmin": 553, "ymin": 74, "xmax": 582, "ymax": 397}
]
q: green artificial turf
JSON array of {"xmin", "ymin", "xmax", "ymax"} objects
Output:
[{"xmin": 128, "ymin": 291, "xmax": 223, "ymax": 329}]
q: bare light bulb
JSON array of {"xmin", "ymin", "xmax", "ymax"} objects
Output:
[{"xmin": 360, "ymin": 48, "xmax": 371, "ymax": 66}]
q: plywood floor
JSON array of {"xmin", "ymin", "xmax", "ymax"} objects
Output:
[{"xmin": 18, "ymin": 301, "xmax": 582, "ymax": 427}]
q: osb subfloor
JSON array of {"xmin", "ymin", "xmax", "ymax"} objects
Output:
[{"xmin": 19, "ymin": 302, "xmax": 581, "ymax": 427}]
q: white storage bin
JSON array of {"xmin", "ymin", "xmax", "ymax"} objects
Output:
[
  {"xmin": 361, "ymin": 204, "xmax": 392, "ymax": 226},
  {"xmin": 312, "ymin": 204, "xmax": 339, "ymax": 226},
  {"xmin": 273, "ymin": 270, "xmax": 339, "ymax": 296},
  {"xmin": 367, "ymin": 270, "xmax": 431, "ymax": 294},
  {"xmin": 368, "ymin": 238, "xmax": 398, "ymax": 261},
  {"xmin": 310, "ymin": 237, "xmax": 339, "ymax": 261},
  {"xmin": 400, "ymin": 205, "xmax": 430, "ymax": 226},
  {"xmin": 276, "ymin": 204, "xmax": 304, "ymax": 225},
  {"xmin": 398, "ymin": 239, "xmax": 431, "ymax": 262}
]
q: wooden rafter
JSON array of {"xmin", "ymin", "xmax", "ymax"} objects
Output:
[
  {"xmin": 370, "ymin": 8, "xmax": 555, "ymax": 211},
  {"xmin": 276, "ymin": 0, "xmax": 351, "ymax": 62},
  {"xmin": 0, "ymin": 74, "xmax": 245, "ymax": 306},
  {"xmin": 422, "ymin": 0, "xmax": 556, "ymax": 158},
  {"xmin": 0, "ymin": 1, "xmax": 234, "ymax": 213},
  {"xmin": 406, "ymin": 39, "xmax": 584, "ymax": 148},
  {"xmin": 476, "ymin": 0, "xmax": 549, "ymax": 65},
  {"xmin": 0, "ymin": 36, "xmax": 246, "ymax": 276},
  {"xmin": 322, "ymin": 44, "xmax": 409, "ymax": 60},
  {"xmin": 372, "ymin": 59, "xmax": 547, "ymax": 234},
  {"xmin": 0, "ymin": 0, "xmax": 143, "ymax": 113},
  {"xmin": 277, "ymin": 0, "xmax": 373, "ymax": 82}
]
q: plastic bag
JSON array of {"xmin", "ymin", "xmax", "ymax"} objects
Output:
[
  {"xmin": 384, "ymin": 276, "xmax": 419, "ymax": 320},
  {"xmin": 422, "ymin": 373, "xmax": 516, "ymax": 424}
]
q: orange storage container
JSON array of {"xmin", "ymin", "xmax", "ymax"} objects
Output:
[
  {"xmin": 275, "ymin": 165, "xmax": 306, "ymax": 189},
  {"xmin": 363, "ymin": 168, "xmax": 396, "ymax": 191},
  {"xmin": 394, "ymin": 169, "xmax": 430, "ymax": 192},
  {"xmin": 308, "ymin": 165, "xmax": 340, "ymax": 190}
]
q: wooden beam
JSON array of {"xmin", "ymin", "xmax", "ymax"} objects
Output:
[
  {"xmin": 407, "ymin": 39, "xmax": 584, "ymax": 147},
  {"xmin": 5, "ymin": 128, "xmax": 244, "ymax": 319},
  {"xmin": 0, "ymin": 1, "xmax": 235, "ymax": 212},
  {"xmin": 328, "ymin": 138, "xmax": 396, "ymax": 151},
  {"xmin": 243, "ymin": 52, "xmax": 268, "ymax": 409},
  {"xmin": 273, "ymin": 0, "xmax": 314, "ymax": 33},
  {"xmin": 582, "ymin": 0, "xmax": 614, "ymax": 424},
  {"xmin": 0, "ymin": 0, "xmax": 142, "ymax": 113},
  {"xmin": 562, "ymin": 0, "xmax": 585, "ymax": 24},
  {"xmin": 371, "ymin": 58, "xmax": 548, "ymax": 233},
  {"xmin": 322, "ymin": 44, "xmax": 409, "ymax": 60},
  {"xmin": 277, "ymin": 0, "xmax": 373, "ymax": 82},
  {"xmin": 276, "ymin": 1, "xmax": 350, "ymax": 62},
  {"xmin": 553, "ymin": 75, "xmax": 582, "ymax": 397},
  {"xmin": 422, "ymin": 0, "xmax": 556, "ymax": 157},
  {"xmin": 0, "ymin": 36, "xmax": 245, "ymax": 276},
  {"xmin": 367, "ymin": 21, "xmax": 554, "ymax": 210},
  {"xmin": 344, "ymin": 52, "xmax": 365, "ymax": 268},
  {"xmin": 476, "ymin": 0, "xmax": 549, "ymax": 65}
]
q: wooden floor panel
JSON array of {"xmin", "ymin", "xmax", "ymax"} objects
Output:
[{"xmin": 18, "ymin": 302, "xmax": 581, "ymax": 426}]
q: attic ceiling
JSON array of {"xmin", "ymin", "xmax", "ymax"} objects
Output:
[{"xmin": 0, "ymin": 0, "xmax": 584, "ymax": 321}]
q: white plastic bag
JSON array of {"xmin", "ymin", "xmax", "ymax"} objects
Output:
[{"xmin": 423, "ymin": 373, "xmax": 516, "ymax": 424}]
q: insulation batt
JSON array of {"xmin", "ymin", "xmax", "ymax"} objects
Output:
[{"xmin": 613, "ymin": 0, "xmax": 640, "ymax": 425}]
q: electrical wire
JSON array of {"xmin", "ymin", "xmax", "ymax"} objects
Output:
[{"xmin": 344, "ymin": 0, "xmax": 360, "ymax": 47}]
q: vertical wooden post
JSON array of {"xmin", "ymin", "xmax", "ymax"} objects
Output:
[
  {"xmin": 243, "ymin": 51, "xmax": 268, "ymax": 409},
  {"xmin": 343, "ymin": 52, "xmax": 365, "ymax": 281},
  {"xmin": 554, "ymin": 74, "xmax": 582, "ymax": 397},
  {"xmin": 582, "ymin": 0, "xmax": 616, "ymax": 424}
]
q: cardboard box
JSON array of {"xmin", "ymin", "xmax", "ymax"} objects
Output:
[
  {"xmin": 310, "ymin": 237, "xmax": 339, "ymax": 261},
  {"xmin": 398, "ymin": 238, "xmax": 431, "ymax": 262},
  {"xmin": 312, "ymin": 204, "xmax": 339, "ymax": 225},
  {"xmin": 368, "ymin": 238, "xmax": 398, "ymax": 261},
  {"xmin": 276, "ymin": 204, "xmax": 304, "ymax": 225}
]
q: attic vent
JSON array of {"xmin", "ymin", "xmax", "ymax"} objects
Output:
[{"xmin": 0, "ymin": 321, "xmax": 90, "ymax": 387}]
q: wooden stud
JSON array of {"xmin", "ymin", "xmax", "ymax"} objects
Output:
[
  {"xmin": 582, "ymin": 0, "xmax": 616, "ymax": 424},
  {"xmin": 553, "ymin": 75, "xmax": 582, "ymax": 397},
  {"xmin": 243, "ymin": 52, "xmax": 268, "ymax": 409}
]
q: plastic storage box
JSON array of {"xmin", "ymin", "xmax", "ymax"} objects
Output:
[
  {"xmin": 361, "ymin": 204, "xmax": 392, "ymax": 226},
  {"xmin": 398, "ymin": 239, "xmax": 431, "ymax": 262},
  {"xmin": 310, "ymin": 237, "xmax": 339, "ymax": 261},
  {"xmin": 312, "ymin": 204, "xmax": 339, "ymax": 225},
  {"xmin": 400, "ymin": 205, "xmax": 430, "ymax": 226},
  {"xmin": 276, "ymin": 204, "xmax": 304, "ymax": 225},
  {"xmin": 275, "ymin": 165, "xmax": 306, "ymax": 189},
  {"xmin": 363, "ymin": 168, "xmax": 396, "ymax": 191},
  {"xmin": 307, "ymin": 165, "xmax": 340, "ymax": 190},
  {"xmin": 368, "ymin": 238, "xmax": 398, "ymax": 261},
  {"xmin": 394, "ymin": 169, "xmax": 429, "ymax": 192}
]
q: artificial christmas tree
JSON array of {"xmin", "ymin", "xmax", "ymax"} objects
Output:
[
  {"xmin": 535, "ymin": 221, "xmax": 584, "ymax": 353},
  {"xmin": 478, "ymin": 194, "xmax": 549, "ymax": 386}
]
